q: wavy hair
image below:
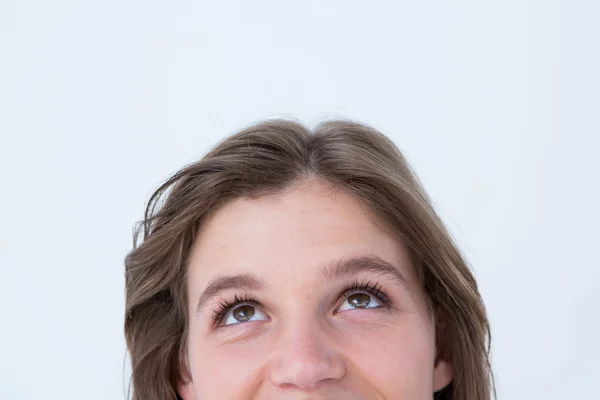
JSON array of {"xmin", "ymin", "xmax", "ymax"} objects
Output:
[{"xmin": 124, "ymin": 119, "xmax": 494, "ymax": 399}]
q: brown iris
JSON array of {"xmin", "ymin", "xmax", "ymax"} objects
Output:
[
  {"xmin": 348, "ymin": 293, "xmax": 371, "ymax": 308},
  {"xmin": 232, "ymin": 305, "xmax": 255, "ymax": 322}
]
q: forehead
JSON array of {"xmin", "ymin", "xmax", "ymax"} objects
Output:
[
  {"xmin": 201, "ymin": 180, "xmax": 372, "ymax": 240},
  {"xmin": 187, "ymin": 179, "xmax": 417, "ymax": 287}
]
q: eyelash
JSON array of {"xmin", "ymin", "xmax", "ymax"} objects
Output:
[
  {"xmin": 211, "ymin": 279, "xmax": 391, "ymax": 326},
  {"xmin": 339, "ymin": 279, "xmax": 390, "ymax": 308},
  {"xmin": 212, "ymin": 294, "xmax": 259, "ymax": 324}
]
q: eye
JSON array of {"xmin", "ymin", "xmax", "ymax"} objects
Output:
[
  {"xmin": 222, "ymin": 303, "xmax": 268, "ymax": 326},
  {"xmin": 335, "ymin": 280, "xmax": 390, "ymax": 313},
  {"xmin": 337, "ymin": 291, "xmax": 383, "ymax": 312}
]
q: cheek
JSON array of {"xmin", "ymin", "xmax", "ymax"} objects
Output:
[
  {"xmin": 186, "ymin": 326, "xmax": 270, "ymax": 397},
  {"xmin": 343, "ymin": 315, "xmax": 437, "ymax": 394}
]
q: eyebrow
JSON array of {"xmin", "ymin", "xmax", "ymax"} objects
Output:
[
  {"xmin": 322, "ymin": 255, "xmax": 409, "ymax": 287},
  {"xmin": 196, "ymin": 274, "xmax": 266, "ymax": 313},
  {"xmin": 196, "ymin": 255, "xmax": 409, "ymax": 314}
]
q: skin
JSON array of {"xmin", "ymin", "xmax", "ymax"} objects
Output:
[{"xmin": 179, "ymin": 179, "xmax": 452, "ymax": 400}]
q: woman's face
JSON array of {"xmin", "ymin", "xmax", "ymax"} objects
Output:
[{"xmin": 179, "ymin": 179, "xmax": 452, "ymax": 399}]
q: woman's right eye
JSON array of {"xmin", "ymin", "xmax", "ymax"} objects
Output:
[{"xmin": 222, "ymin": 304, "xmax": 268, "ymax": 326}]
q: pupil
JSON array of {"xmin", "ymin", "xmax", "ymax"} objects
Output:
[
  {"xmin": 349, "ymin": 293, "xmax": 370, "ymax": 308},
  {"xmin": 233, "ymin": 305, "xmax": 254, "ymax": 321}
]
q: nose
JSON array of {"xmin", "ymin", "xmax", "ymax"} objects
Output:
[{"xmin": 269, "ymin": 321, "xmax": 346, "ymax": 391}]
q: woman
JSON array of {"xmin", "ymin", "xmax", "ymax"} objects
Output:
[{"xmin": 124, "ymin": 119, "xmax": 494, "ymax": 399}]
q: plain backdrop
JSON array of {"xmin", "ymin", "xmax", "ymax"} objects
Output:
[{"xmin": 1, "ymin": 1, "xmax": 599, "ymax": 399}]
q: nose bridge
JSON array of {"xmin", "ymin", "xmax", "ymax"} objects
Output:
[
  {"xmin": 269, "ymin": 303, "xmax": 346, "ymax": 390},
  {"xmin": 285, "ymin": 312, "xmax": 329, "ymax": 358}
]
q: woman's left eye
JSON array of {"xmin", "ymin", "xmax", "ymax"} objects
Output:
[{"xmin": 337, "ymin": 292, "xmax": 383, "ymax": 312}]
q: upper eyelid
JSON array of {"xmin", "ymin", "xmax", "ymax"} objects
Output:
[
  {"xmin": 215, "ymin": 282, "xmax": 385, "ymax": 311},
  {"xmin": 340, "ymin": 280, "xmax": 389, "ymax": 297}
]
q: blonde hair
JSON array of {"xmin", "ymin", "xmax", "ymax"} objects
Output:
[{"xmin": 124, "ymin": 119, "xmax": 494, "ymax": 399}]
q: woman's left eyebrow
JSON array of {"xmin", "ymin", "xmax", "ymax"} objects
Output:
[{"xmin": 321, "ymin": 255, "xmax": 409, "ymax": 289}]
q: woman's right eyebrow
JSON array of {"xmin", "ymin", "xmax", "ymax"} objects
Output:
[
  {"xmin": 196, "ymin": 274, "xmax": 266, "ymax": 313},
  {"xmin": 195, "ymin": 254, "xmax": 409, "ymax": 315}
]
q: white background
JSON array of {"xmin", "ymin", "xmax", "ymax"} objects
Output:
[{"xmin": 1, "ymin": 1, "xmax": 599, "ymax": 399}]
